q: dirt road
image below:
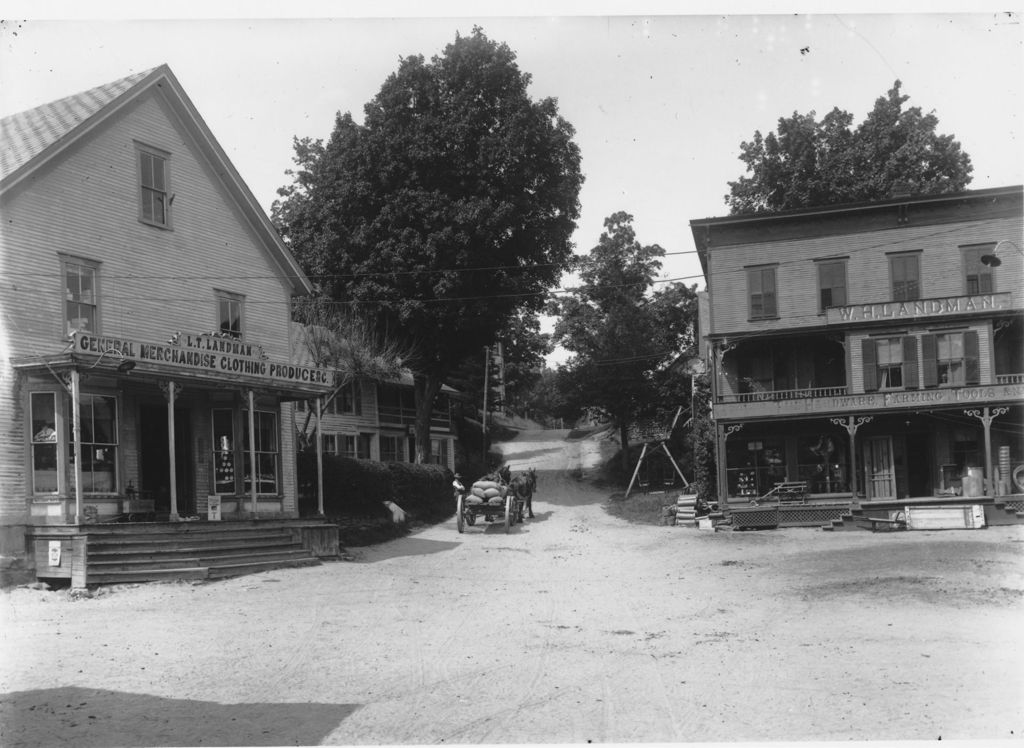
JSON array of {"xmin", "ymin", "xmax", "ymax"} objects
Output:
[{"xmin": 2, "ymin": 429, "xmax": 1023, "ymax": 745}]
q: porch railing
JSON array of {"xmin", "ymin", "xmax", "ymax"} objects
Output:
[
  {"xmin": 378, "ymin": 405, "xmax": 451, "ymax": 429},
  {"xmin": 719, "ymin": 385, "xmax": 848, "ymax": 404},
  {"xmin": 996, "ymin": 373, "xmax": 1024, "ymax": 385}
]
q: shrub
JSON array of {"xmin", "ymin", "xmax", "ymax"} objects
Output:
[
  {"xmin": 387, "ymin": 461, "xmax": 454, "ymax": 523},
  {"xmin": 297, "ymin": 451, "xmax": 391, "ymax": 518},
  {"xmin": 297, "ymin": 450, "xmax": 456, "ymax": 523}
]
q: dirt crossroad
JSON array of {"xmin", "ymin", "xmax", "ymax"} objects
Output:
[{"xmin": 1, "ymin": 428, "xmax": 1023, "ymax": 745}]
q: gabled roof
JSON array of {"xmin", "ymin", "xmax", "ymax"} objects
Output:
[
  {"xmin": 1, "ymin": 68, "xmax": 154, "ymax": 179},
  {"xmin": 0, "ymin": 64, "xmax": 313, "ymax": 296}
]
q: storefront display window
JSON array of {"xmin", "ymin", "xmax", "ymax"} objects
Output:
[
  {"xmin": 243, "ymin": 410, "xmax": 278, "ymax": 494},
  {"xmin": 726, "ymin": 438, "xmax": 786, "ymax": 498},
  {"xmin": 796, "ymin": 433, "xmax": 849, "ymax": 493},
  {"xmin": 31, "ymin": 392, "xmax": 59, "ymax": 494},
  {"xmin": 212, "ymin": 409, "xmax": 235, "ymax": 494},
  {"xmin": 69, "ymin": 394, "xmax": 118, "ymax": 493}
]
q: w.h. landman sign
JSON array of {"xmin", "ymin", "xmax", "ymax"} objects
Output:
[{"xmin": 826, "ymin": 292, "xmax": 1011, "ymax": 324}]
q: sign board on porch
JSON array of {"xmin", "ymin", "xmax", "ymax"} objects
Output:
[{"xmin": 905, "ymin": 504, "xmax": 985, "ymax": 530}]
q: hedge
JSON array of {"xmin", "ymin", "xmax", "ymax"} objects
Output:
[{"xmin": 297, "ymin": 451, "xmax": 455, "ymax": 522}]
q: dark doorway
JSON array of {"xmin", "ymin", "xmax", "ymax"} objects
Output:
[
  {"xmin": 139, "ymin": 405, "xmax": 194, "ymax": 516},
  {"xmin": 905, "ymin": 432, "xmax": 932, "ymax": 497}
]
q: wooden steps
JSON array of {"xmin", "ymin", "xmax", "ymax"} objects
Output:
[{"xmin": 82, "ymin": 525, "xmax": 322, "ymax": 585}]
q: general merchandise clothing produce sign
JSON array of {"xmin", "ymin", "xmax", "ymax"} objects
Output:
[{"xmin": 72, "ymin": 332, "xmax": 334, "ymax": 389}]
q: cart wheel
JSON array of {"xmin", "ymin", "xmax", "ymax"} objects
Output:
[
  {"xmin": 456, "ymin": 494, "xmax": 465, "ymax": 533},
  {"xmin": 504, "ymin": 495, "xmax": 512, "ymax": 533}
]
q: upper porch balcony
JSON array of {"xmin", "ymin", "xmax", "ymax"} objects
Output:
[{"xmin": 713, "ymin": 318, "xmax": 1024, "ymax": 421}]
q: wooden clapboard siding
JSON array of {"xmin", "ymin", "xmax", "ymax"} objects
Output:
[
  {"xmin": 0, "ymin": 84, "xmax": 307, "ymax": 527},
  {"xmin": 708, "ymin": 215, "xmax": 1024, "ymax": 336},
  {"xmin": 3, "ymin": 93, "xmax": 295, "ymax": 356}
]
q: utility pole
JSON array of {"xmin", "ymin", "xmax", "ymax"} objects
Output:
[{"xmin": 481, "ymin": 345, "xmax": 490, "ymax": 463}]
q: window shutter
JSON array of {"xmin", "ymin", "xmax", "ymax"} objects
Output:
[
  {"xmin": 862, "ymin": 339, "xmax": 878, "ymax": 392},
  {"xmin": 354, "ymin": 381, "xmax": 363, "ymax": 416},
  {"xmin": 964, "ymin": 330, "xmax": 980, "ymax": 385},
  {"xmin": 902, "ymin": 336, "xmax": 919, "ymax": 389},
  {"xmin": 921, "ymin": 334, "xmax": 938, "ymax": 388}
]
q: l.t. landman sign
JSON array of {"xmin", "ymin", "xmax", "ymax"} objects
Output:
[
  {"xmin": 72, "ymin": 332, "xmax": 334, "ymax": 389},
  {"xmin": 826, "ymin": 292, "xmax": 1011, "ymax": 324}
]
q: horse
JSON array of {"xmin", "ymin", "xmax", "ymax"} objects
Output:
[{"xmin": 509, "ymin": 467, "xmax": 537, "ymax": 519}]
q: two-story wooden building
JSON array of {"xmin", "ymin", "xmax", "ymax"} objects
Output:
[
  {"xmin": 1, "ymin": 65, "xmax": 336, "ymax": 584},
  {"xmin": 295, "ymin": 373, "xmax": 457, "ymax": 468},
  {"xmin": 691, "ymin": 186, "xmax": 1023, "ymax": 520}
]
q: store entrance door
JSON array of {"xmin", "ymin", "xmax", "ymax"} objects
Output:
[
  {"xmin": 866, "ymin": 436, "xmax": 896, "ymax": 499},
  {"xmin": 139, "ymin": 404, "xmax": 194, "ymax": 516}
]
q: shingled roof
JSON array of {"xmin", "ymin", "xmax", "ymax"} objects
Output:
[
  {"xmin": 0, "ymin": 64, "xmax": 314, "ymax": 296},
  {"xmin": 0, "ymin": 66, "xmax": 157, "ymax": 181}
]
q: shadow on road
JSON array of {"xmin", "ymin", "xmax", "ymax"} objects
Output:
[
  {"xmin": 356, "ymin": 536, "xmax": 462, "ymax": 562},
  {"xmin": 0, "ymin": 686, "xmax": 357, "ymax": 747}
]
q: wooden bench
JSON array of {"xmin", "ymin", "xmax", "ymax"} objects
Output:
[{"xmin": 859, "ymin": 514, "xmax": 907, "ymax": 532}]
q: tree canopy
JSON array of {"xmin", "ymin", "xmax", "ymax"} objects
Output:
[
  {"xmin": 725, "ymin": 80, "xmax": 973, "ymax": 215},
  {"xmin": 549, "ymin": 212, "xmax": 699, "ymax": 473},
  {"xmin": 273, "ymin": 27, "xmax": 584, "ymax": 461}
]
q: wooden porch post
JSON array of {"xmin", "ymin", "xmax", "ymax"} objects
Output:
[
  {"xmin": 964, "ymin": 407, "xmax": 1009, "ymax": 496},
  {"xmin": 316, "ymin": 396, "xmax": 324, "ymax": 516},
  {"xmin": 830, "ymin": 415, "xmax": 873, "ymax": 500},
  {"xmin": 70, "ymin": 368, "xmax": 83, "ymax": 524},
  {"xmin": 162, "ymin": 381, "xmax": 181, "ymax": 521},
  {"xmin": 248, "ymin": 390, "xmax": 258, "ymax": 516}
]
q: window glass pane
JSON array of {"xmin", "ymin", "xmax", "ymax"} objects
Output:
[
  {"xmin": 153, "ymin": 195, "xmax": 165, "ymax": 225},
  {"xmin": 141, "ymin": 153, "xmax": 153, "ymax": 187},
  {"xmin": 212, "ymin": 409, "xmax": 235, "ymax": 494},
  {"xmin": 71, "ymin": 394, "xmax": 117, "ymax": 493},
  {"xmin": 152, "ymin": 157, "xmax": 165, "ymax": 191},
  {"xmin": 142, "ymin": 192, "xmax": 154, "ymax": 222},
  {"xmin": 32, "ymin": 393, "xmax": 58, "ymax": 494}
]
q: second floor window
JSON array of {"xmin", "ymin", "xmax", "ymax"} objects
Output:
[
  {"xmin": 216, "ymin": 291, "xmax": 244, "ymax": 339},
  {"xmin": 817, "ymin": 261, "xmax": 847, "ymax": 311},
  {"xmin": 922, "ymin": 331, "xmax": 980, "ymax": 387},
  {"xmin": 889, "ymin": 253, "xmax": 920, "ymax": 301},
  {"xmin": 338, "ymin": 382, "xmax": 362, "ymax": 415},
  {"xmin": 962, "ymin": 244, "xmax": 995, "ymax": 295},
  {"xmin": 63, "ymin": 256, "xmax": 98, "ymax": 335},
  {"xmin": 747, "ymin": 266, "xmax": 777, "ymax": 320},
  {"xmin": 863, "ymin": 336, "xmax": 918, "ymax": 392},
  {"xmin": 876, "ymin": 338, "xmax": 904, "ymax": 389},
  {"xmin": 138, "ymin": 147, "xmax": 170, "ymax": 227}
]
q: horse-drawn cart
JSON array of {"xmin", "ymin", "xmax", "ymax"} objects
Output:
[{"xmin": 455, "ymin": 471, "xmax": 526, "ymax": 533}]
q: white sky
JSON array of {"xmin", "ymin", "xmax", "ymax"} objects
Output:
[{"xmin": 1, "ymin": 3, "xmax": 1021, "ymax": 362}]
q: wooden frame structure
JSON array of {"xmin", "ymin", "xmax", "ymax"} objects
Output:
[{"xmin": 624, "ymin": 406, "xmax": 690, "ymax": 498}]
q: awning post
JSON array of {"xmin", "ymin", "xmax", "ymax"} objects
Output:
[
  {"xmin": 248, "ymin": 390, "xmax": 258, "ymax": 516},
  {"xmin": 316, "ymin": 397, "xmax": 324, "ymax": 515}
]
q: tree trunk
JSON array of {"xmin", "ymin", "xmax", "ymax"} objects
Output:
[
  {"xmin": 413, "ymin": 372, "xmax": 443, "ymax": 464},
  {"xmin": 619, "ymin": 420, "xmax": 631, "ymax": 475}
]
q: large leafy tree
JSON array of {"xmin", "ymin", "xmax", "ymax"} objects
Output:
[
  {"xmin": 726, "ymin": 80, "xmax": 973, "ymax": 215},
  {"xmin": 549, "ymin": 212, "xmax": 699, "ymax": 473},
  {"xmin": 273, "ymin": 28, "xmax": 583, "ymax": 461}
]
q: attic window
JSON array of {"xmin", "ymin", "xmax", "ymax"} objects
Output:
[{"xmin": 138, "ymin": 145, "xmax": 171, "ymax": 228}]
